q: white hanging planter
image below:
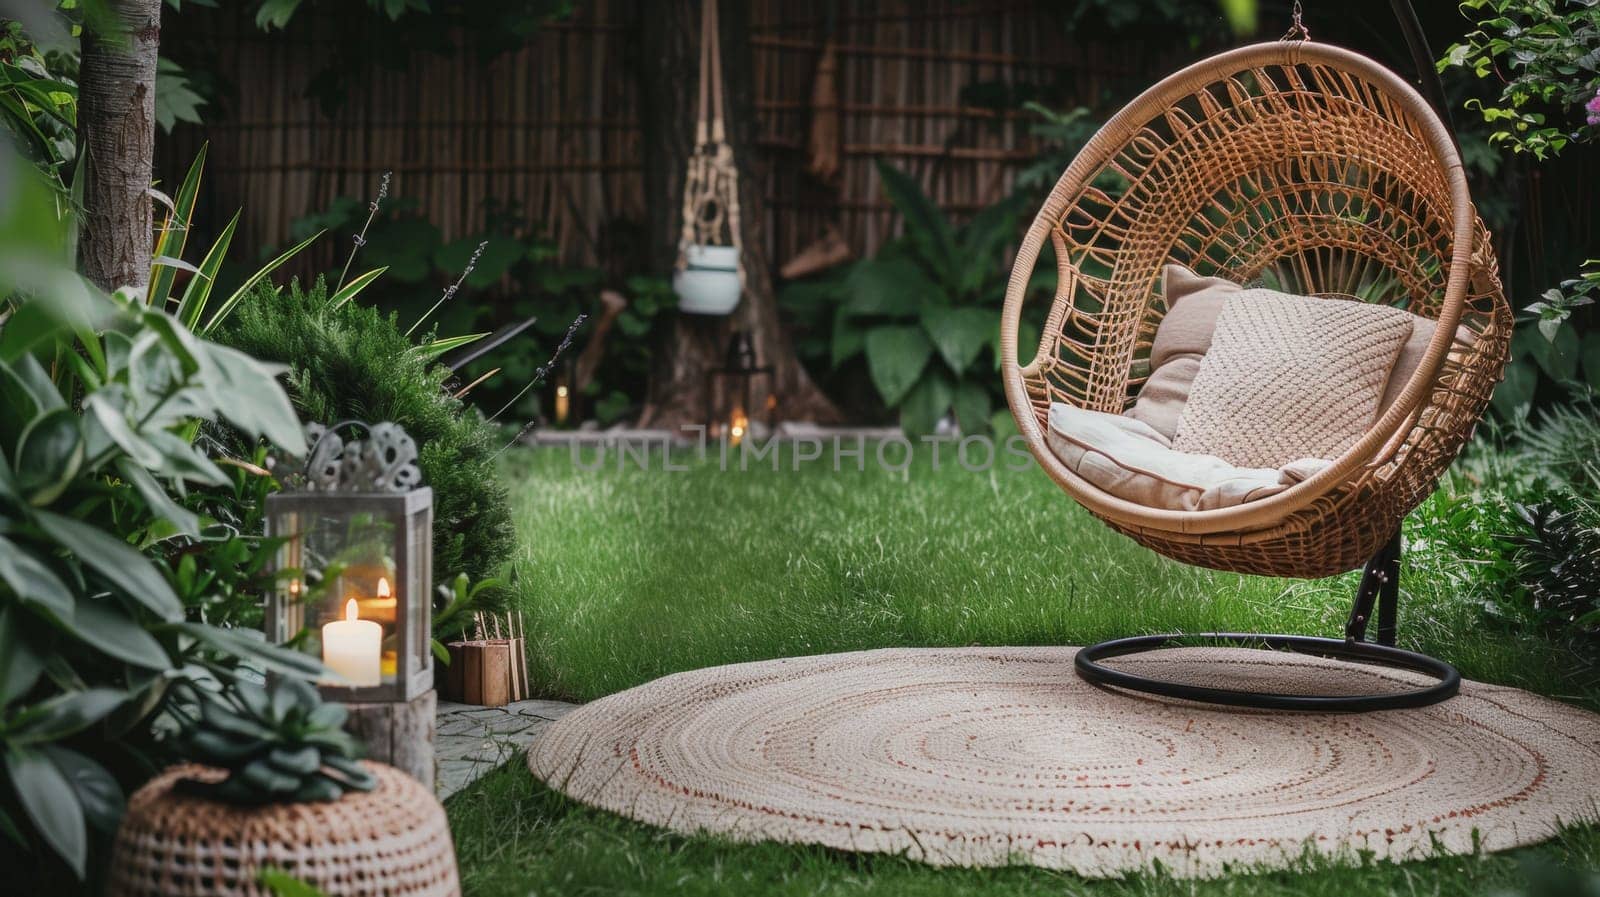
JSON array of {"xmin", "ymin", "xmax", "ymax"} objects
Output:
[{"xmin": 673, "ymin": 243, "xmax": 742, "ymax": 315}]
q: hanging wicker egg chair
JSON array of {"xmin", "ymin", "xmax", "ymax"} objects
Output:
[{"xmin": 1000, "ymin": 39, "xmax": 1512, "ymax": 711}]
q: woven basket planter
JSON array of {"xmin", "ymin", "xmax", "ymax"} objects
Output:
[{"xmin": 107, "ymin": 763, "xmax": 459, "ymax": 897}]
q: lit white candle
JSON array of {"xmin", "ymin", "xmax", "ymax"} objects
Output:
[{"xmin": 322, "ymin": 598, "xmax": 381, "ymax": 687}]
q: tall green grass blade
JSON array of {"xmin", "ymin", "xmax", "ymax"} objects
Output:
[
  {"xmin": 200, "ymin": 230, "xmax": 323, "ymax": 335},
  {"xmin": 175, "ymin": 211, "xmax": 240, "ymax": 330},
  {"xmin": 412, "ymin": 332, "xmax": 487, "ymax": 361},
  {"xmin": 147, "ymin": 144, "xmax": 207, "ymax": 308},
  {"xmin": 328, "ymin": 267, "xmax": 387, "ymax": 309}
]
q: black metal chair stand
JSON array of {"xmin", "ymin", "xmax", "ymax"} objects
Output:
[{"xmin": 1074, "ymin": 532, "xmax": 1461, "ymax": 712}]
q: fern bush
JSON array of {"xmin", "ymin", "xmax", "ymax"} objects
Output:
[
  {"xmin": 1518, "ymin": 399, "xmax": 1600, "ymax": 494},
  {"xmin": 216, "ymin": 278, "xmax": 514, "ymax": 587}
]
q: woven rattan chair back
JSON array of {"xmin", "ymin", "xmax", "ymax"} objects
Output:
[{"xmin": 1000, "ymin": 41, "xmax": 1511, "ymax": 578}]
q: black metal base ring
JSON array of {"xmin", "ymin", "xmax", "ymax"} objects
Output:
[{"xmin": 1074, "ymin": 632, "xmax": 1461, "ymax": 712}]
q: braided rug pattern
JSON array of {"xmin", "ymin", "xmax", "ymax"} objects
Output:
[{"xmin": 530, "ymin": 647, "xmax": 1600, "ymax": 878}]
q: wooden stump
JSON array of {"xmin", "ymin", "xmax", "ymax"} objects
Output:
[
  {"xmin": 442, "ymin": 640, "xmax": 527, "ymax": 706},
  {"xmin": 344, "ymin": 688, "xmax": 437, "ymax": 790}
]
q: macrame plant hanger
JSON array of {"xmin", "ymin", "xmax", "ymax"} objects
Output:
[{"xmin": 677, "ymin": 0, "xmax": 743, "ymax": 288}]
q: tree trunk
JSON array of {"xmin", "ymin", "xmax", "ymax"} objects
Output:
[
  {"xmin": 634, "ymin": 0, "xmax": 841, "ymax": 430},
  {"xmin": 77, "ymin": 0, "xmax": 161, "ymax": 292}
]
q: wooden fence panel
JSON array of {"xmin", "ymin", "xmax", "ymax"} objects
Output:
[{"xmin": 157, "ymin": 1, "xmax": 1171, "ymax": 276}]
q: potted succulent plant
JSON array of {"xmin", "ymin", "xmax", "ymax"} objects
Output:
[{"xmin": 107, "ymin": 677, "xmax": 459, "ymax": 896}]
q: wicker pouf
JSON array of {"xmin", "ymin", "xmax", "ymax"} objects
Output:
[{"xmin": 107, "ymin": 763, "xmax": 459, "ymax": 897}]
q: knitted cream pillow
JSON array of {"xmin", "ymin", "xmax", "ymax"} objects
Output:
[
  {"xmin": 1129, "ymin": 265, "xmax": 1474, "ymax": 441},
  {"xmin": 1171, "ymin": 291, "xmax": 1413, "ymax": 469}
]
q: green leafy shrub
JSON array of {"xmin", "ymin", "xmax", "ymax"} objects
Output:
[
  {"xmin": 784, "ymin": 161, "xmax": 1054, "ymax": 437},
  {"xmin": 1439, "ymin": 0, "xmax": 1600, "ymax": 160},
  {"xmin": 0, "ymin": 153, "xmax": 320, "ymax": 879},
  {"xmin": 217, "ymin": 277, "xmax": 515, "ymax": 586},
  {"xmin": 1516, "ymin": 398, "xmax": 1600, "ymax": 492},
  {"xmin": 1510, "ymin": 496, "xmax": 1600, "ymax": 640},
  {"xmin": 175, "ymin": 677, "xmax": 375, "ymax": 805},
  {"xmin": 1404, "ymin": 478, "xmax": 1527, "ymax": 612}
]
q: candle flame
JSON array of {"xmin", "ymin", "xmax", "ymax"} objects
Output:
[
  {"xmin": 344, "ymin": 598, "xmax": 359, "ymax": 622},
  {"xmin": 377, "ymin": 577, "xmax": 391, "ymax": 599}
]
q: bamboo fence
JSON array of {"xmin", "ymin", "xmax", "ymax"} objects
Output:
[{"xmin": 156, "ymin": 1, "xmax": 1178, "ymax": 275}]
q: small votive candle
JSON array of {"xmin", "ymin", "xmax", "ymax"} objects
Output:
[{"xmin": 322, "ymin": 598, "xmax": 381, "ymax": 687}]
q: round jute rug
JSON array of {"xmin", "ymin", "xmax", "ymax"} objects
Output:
[{"xmin": 527, "ymin": 647, "xmax": 1600, "ymax": 878}]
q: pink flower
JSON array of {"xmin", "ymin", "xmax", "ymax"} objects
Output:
[{"xmin": 1587, "ymin": 88, "xmax": 1600, "ymax": 127}]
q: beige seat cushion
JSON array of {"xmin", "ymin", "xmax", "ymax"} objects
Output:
[
  {"xmin": 1172, "ymin": 291, "xmax": 1413, "ymax": 469},
  {"xmin": 1128, "ymin": 265, "xmax": 1473, "ymax": 440},
  {"xmin": 1046, "ymin": 403, "xmax": 1330, "ymax": 512}
]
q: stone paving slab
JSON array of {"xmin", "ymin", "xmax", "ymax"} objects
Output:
[{"xmin": 435, "ymin": 698, "xmax": 578, "ymax": 800}]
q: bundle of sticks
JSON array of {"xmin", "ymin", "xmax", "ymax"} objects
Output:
[{"xmin": 442, "ymin": 611, "xmax": 532, "ymax": 707}]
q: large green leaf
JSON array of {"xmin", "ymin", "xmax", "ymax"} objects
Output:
[
  {"xmin": 57, "ymin": 597, "xmax": 172, "ymax": 670},
  {"xmin": 993, "ymin": 316, "xmax": 1043, "ymax": 371},
  {"xmin": 144, "ymin": 429, "xmax": 229, "ymax": 487},
  {"xmin": 921, "ymin": 306, "xmax": 997, "ymax": 376},
  {"xmin": 6, "ymin": 688, "xmax": 127, "ymax": 746},
  {"xmin": 200, "ymin": 343, "xmax": 307, "ymax": 455},
  {"xmin": 84, "ymin": 390, "xmax": 164, "ymax": 471},
  {"xmin": 955, "ymin": 193, "xmax": 1025, "ymax": 298},
  {"xmin": 951, "ymin": 380, "xmax": 992, "ymax": 435},
  {"xmin": 899, "ymin": 370, "xmax": 954, "ymax": 438},
  {"xmin": 1515, "ymin": 325, "xmax": 1579, "ymax": 382},
  {"xmin": 33, "ymin": 511, "xmax": 182, "ymax": 622},
  {"xmin": 15, "ymin": 408, "xmax": 83, "ymax": 506},
  {"xmin": 362, "ymin": 218, "xmax": 439, "ymax": 284},
  {"xmin": 116, "ymin": 459, "xmax": 201, "ymax": 537},
  {"xmin": 4, "ymin": 746, "xmax": 86, "ymax": 877},
  {"xmin": 0, "ymin": 536, "xmax": 73, "ymax": 621},
  {"xmin": 865, "ymin": 326, "xmax": 933, "ymax": 407},
  {"xmin": 875, "ymin": 160, "xmax": 954, "ymax": 281},
  {"xmin": 0, "ymin": 301, "xmax": 61, "ymax": 363},
  {"xmin": 1491, "ymin": 358, "xmax": 1537, "ymax": 418},
  {"xmin": 0, "ymin": 606, "xmax": 44, "ymax": 705},
  {"xmin": 830, "ymin": 307, "xmax": 866, "ymax": 369},
  {"xmin": 41, "ymin": 747, "xmax": 123, "ymax": 835},
  {"xmin": 0, "ymin": 355, "xmax": 65, "ymax": 419},
  {"xmin": 139, "ymin": 307, "xmax": 207, "ymax": 379},
  {"xmin": 126, "ymin": 332, "xmax": 189, "ymax": 412},
  {"xmin": 842, "ymin": 257, "xmax": 937, "ymax": 318},
  {"xmin": 989, "ymin": 407, "xmax": 1020, "ymax": 441},
  {"xmin": 165, "ymin": 622, "xmax": 325, "ymax": 680},
  {"xmin": 435, "ymin": 235, "xmax": 524, "ymax": 289},
  {"xmin": 1582, "ymin": 331, "xmax": 1600, "ymax": 391}
]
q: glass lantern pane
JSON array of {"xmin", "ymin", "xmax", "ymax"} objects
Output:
[
  {"xmin": 286, "ymin": 506, "xmax": 401, "ymax": 690},
  {"xmin": 407, "ymin": 506, "xmax": 432, "ymax": 683}
]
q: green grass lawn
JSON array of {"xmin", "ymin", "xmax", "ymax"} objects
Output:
[{"xmin": 446, "ymin": 442, "xmax": 1600, "ymax": 897}]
